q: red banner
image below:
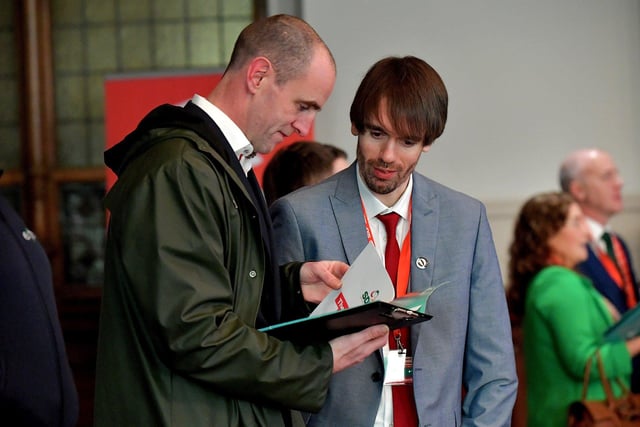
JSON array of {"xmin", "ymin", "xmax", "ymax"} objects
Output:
[{"xmin": 104, "ymin": 71, "xmax": 311, "ymax": 190}]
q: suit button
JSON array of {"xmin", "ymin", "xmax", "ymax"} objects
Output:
[
  {"xmin": 249, "ymin": 270, "xmax": 257, "ymax": 278},
  {"xmin": 371, "ymin": 372, "xmax": 382, "ymax": 382}
]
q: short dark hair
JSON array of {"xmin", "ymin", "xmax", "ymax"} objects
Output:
[
  {"xmin": 226, "ymin": 14, "xmax": 335, "ymax": 85},
  {"xmin": 350, "ymin": 56, "xmax": 448, "ymax": 146},
  {"xmin": 323, "ymin": 144, "xmax": 347, "ymax": 161},
  {"xmin": 262, "ymin": 141, "xmax": 341, "ymax": 206}
]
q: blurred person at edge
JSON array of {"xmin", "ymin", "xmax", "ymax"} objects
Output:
[
  {"xmin": 507, "ymin": 191, "xmax": 640, "ymax": 427},
  {"xmin": 0, "ymin": 170, "xmax": 79, "ymax": 427},
  {"xmin": 262, "ymin": 140, "xmax": 348, "ymax": 206}
]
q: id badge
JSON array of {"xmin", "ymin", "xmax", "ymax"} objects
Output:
[{"xmin": 384, "ymin": 349, "xmax": 413, "ymax": 385}]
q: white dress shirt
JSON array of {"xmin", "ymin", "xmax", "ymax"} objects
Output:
[
  {"xmin": 586, "ymin": 217, "xmax": 610, "ymax": 254},
  {"xmin": 356, "ymin": 165, "xmax": 413, "ymax": 427}
]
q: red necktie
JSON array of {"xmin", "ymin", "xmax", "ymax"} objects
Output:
[
  {"xmin": 378, "ymin": 212, "xmax": 401, "ymax": 285},
  {"xmin": 377, "ymin": 212, "xmax": 417, "ymax": 427}
]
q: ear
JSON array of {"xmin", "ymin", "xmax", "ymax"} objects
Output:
[
  {"xmin": 422, "ymin": 144, "xmax": 432, "ymax": 154},
  {"xmin": 246, "ymin": 57, "xmax": 272, "ymax": 94},
  {"xmin": 350, "ymin": 123, "xmax": 359, "ymax": 136},
  {"xmin": 569, "ymin": 180, "xmax": 586, "ymax": 201}
]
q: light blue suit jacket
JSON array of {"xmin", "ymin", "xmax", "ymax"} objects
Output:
[{"xmin": 270, "ymin": 164, "xmax": 518, "ymax": 426}]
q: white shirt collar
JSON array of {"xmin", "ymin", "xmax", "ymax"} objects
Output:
[
  {"xmin": 586, "ymin": 216, "xmax": 612, "ymax": 253},
  {"xmin": 191, "ymin": 94, "xmax": 254, "ymax": 174},
  {"xmin": 586, "ymin": 217, "xmax": 610, "ymax": 242}
]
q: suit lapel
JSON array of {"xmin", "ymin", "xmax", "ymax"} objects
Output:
[
  {"xmin": 330, "ymin": 166, "xmax": 370, "ymax": 264},
  {"xmin": 408, "ymin": 175, "xmax": 438, "ymax": 293},
  {"xmin": 579, "ymin": 246, "xmax": 628, "ymax": 313}
]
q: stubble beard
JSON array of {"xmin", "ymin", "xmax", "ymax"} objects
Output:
[{"xmin": 357, "ymin": 154, "xmax": 398, "ymax": 196}]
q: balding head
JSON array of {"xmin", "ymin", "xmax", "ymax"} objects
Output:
[
  {"xmin": 209, "ymin": 14, "xmax": 336, "ymax": 155},
  {"xmin": 226, "ymin": 14, "xmax": 335, "ymax": 86},
  {"xmin": 559, "ymin": 148, "xmax": 624, "ymax": 224}
]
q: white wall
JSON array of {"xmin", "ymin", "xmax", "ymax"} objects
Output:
[{"xmin": 294, "ymin": 0, "xmax": 640, "ymax": 279}]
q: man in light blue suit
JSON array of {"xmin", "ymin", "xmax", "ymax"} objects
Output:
[{"xmin": 270, "ymin": 56, "xmax": 517, "ymax": 426}]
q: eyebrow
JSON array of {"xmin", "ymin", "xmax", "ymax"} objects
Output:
[{"xmin": 364, "ymin": 122, "xmax": 387, "ymax": 133}]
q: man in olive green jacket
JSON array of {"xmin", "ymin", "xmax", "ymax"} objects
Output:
[{"xmin": 94, "ymin": 15, "xmax": 388, "ymax": 427}]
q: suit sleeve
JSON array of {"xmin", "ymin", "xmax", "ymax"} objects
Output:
[
  {"xmin": 461, "ymin": 205, "xmax": 519, "ymax": 426},
  {"xmin": 270, "ymin": 197, "xmax": 308, "ymax": 264},
  {"xmin": 0, "ymin": 198, "xmax": 79, "ymax": 427}
]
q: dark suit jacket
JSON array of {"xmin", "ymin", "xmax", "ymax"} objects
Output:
[
  {"xmin": 577, "ymin": 238, "xmax": 639, "ymax": 314},
  {"xmin": 0, "ymin": 195, "xmax": 78, "ymax": 427},
  {"xmin": 577, "ymin": 237, "xmax": 640, "ymax": 391}
]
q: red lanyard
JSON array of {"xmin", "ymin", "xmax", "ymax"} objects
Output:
[
  {"xmin": 596, "ymin": 237, "xmax": 637, "ymax": 308},
  {"xmin": 361, "ymin": 199, "xmax": 412, "ymax": 297}
]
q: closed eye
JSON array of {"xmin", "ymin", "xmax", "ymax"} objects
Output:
[{"xmin": 298, "ymin": 101, "xmax": 321, "ymax": 112}]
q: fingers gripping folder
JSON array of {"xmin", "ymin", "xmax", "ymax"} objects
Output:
[{"xmin": 260, "ymin": 243, "xmax": 448, "ymax": 344}]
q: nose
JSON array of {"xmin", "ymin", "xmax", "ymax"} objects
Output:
[
  {"xmin": 379, "ymin": 140, "xmax": 397, "ymax": 163},
  {"xmin": 293, "ymin": 115, "xmax": 314, "ymax": 137}
]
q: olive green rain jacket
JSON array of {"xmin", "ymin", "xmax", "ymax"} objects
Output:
[{"xmin": 94, "ymin": 104, "xmax": 332, "ymax": 427}]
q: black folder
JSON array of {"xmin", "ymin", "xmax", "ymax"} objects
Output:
[{"xmin": 259, "ymin": 301, "xmax": 432, "ymax": 344}]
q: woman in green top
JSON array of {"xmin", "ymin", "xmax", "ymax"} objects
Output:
[{"xmin": 507, "ymin": 192, "xmax": 640, "ymax": 426}]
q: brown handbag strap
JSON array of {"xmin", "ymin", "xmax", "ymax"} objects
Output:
[
  {"xmin": 616, "ymin": 377, "xmax": 631, "ymax": 394},
  {"xmin": 581, "ymin": 354, "xmax": 594, "ymax": 400},
  {"xmin": 594, "ymin": 350, "xmax": 617, "ymax": 405}
]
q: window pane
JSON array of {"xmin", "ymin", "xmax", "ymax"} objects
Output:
[
  {"xmin": 223, "ymin": 0, "xmax": 252, "ymax": 17},
  {"xmin": 119, "ymin": 0, "xmax": 151, "ymax": 21},
  {"xmin": 53, "ymin": 28, "xmax": 84, "ymax": 73},
  {"xmin": 155, "ymin": 23, "xmax": 187, "ymax": 68},
  {"xmin": 57, "ymin": 122, "xmax": 90, "ymax": 166},
  {"xmin": 53, "ymin": 0, "xmax": 251, "ymax": 170},
  {"xmin": 52, "ymin": 0, "xmax": 84, "ymax": 25},
  {"xmin": 87, "ymin": 26, "xmax": 117, "ymax": 72},
  {"xmin": 51, "ymin": 0, "xmax": 253, "ymax": 286},
  {"xmin": 154, "ymin": 0, "xmax": 185, "ymax": 19},
  {"xmin": 60, "ymin": 182, "xmax": 106, "ymax": 286},
  {"xmin": 119, "ymin": 25, "xmax": 152, "ymax": 70},
  {"xmin": 86, "ymin": 0, "xmax": 116, "ymax": 23},
  {"xmin": 190, "ymin": 21, "xmax": 221, "ymax": 66},
  {"xmin": 187, "ymin": 0, "xmax": 219, "ymax": 18},
  {"xmin": 55, "ymin": 75, "xmax": 86, "ymax": 121}
]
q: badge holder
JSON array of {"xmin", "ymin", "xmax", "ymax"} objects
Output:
[{"xmin": 383, "ymin": 332, "xmax": 413, "ymax": 385}]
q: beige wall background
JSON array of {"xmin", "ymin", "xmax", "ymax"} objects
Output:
[{"xmin": 273, "ymin": 0, "xmax": 640, "ymax": 281}]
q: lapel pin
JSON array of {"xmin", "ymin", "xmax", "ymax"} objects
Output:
[{"xmin": 415, "ymin": 257, "xmax": 429, "ymax": 269}]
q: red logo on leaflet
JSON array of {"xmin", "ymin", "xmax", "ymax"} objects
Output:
[{"xmin": 335, "ymin": 293, "xmax": 349, "ymax": 310}]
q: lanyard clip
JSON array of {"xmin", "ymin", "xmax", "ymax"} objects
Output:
[{"xmin": 394, "ymin": 330, "xmax": 405, "ymax": 354}]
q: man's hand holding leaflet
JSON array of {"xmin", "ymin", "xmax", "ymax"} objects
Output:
[{"xmin": 261, "ymin": 244, "xmax": 434, "ymax": 343}]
